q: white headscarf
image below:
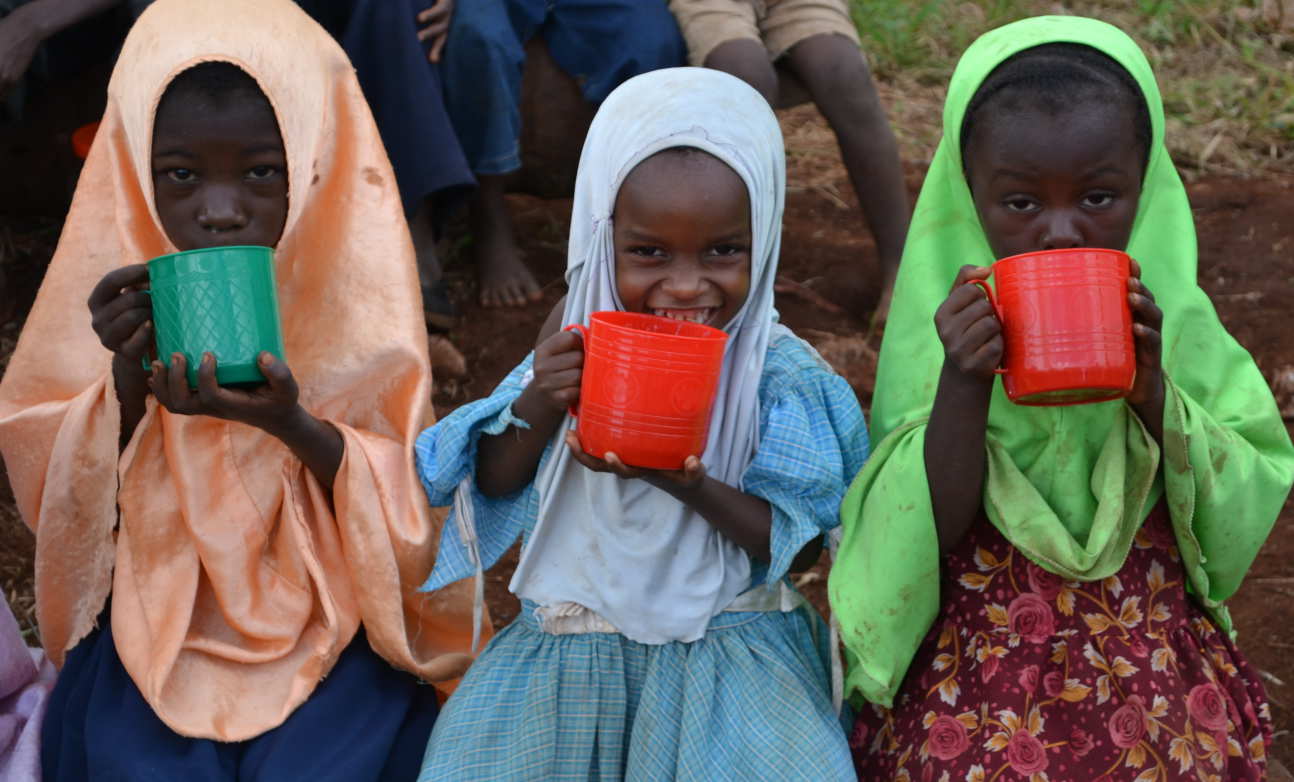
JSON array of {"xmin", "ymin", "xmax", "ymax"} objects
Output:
[{"xmin": 509, "ymin": 68, "xmax": 788, "ymax": 644}]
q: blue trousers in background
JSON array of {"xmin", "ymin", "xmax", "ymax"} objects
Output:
[
  {"xmin": 299, "ymin": 0, "xmax": 476, "ymax": 217},
  {"xmin": 441, "ymin": 0, "xmax": 687, "ymax": 175}
]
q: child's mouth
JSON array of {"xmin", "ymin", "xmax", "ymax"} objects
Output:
[{"xmin": 652, "ymin": 308, "xmax": 716, "ymax": 325}]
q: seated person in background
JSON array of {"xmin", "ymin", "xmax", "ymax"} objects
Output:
[
  {"xmin": 297, "ymin": 0, "xmax": 475, "ymax": 332},
  {"xmin": 440, "ymin": 0, "xmax": 686, "ymax": 309},
  {"xmin": 0, "ymin": 0, "xmax": 126, "ymax": 116},
  {"xmin": 670, "ymin": 0, "xmax": 909, "ymax": 322}
]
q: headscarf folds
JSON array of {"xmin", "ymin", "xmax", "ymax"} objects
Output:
[
  {"xmin": 828, "ymin": 16, "xmax": 1294, "ymax": 706},
  {"xmin": 0, "ymin": 0, "xmax": 479, "ymax": 739}
]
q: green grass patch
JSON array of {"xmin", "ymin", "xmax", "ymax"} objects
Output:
[{"xmin": 849, "ymin": 0, "xmax": 1294, "ymax": 175}]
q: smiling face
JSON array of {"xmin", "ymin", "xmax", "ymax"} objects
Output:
[
  {"xmin": 151, "ymin": 71, "xmax": 288, "ymax": 251},
  {"xmin": 612, "ymin": 149, "xmax": 752, "ymax": 330},
  {"xmin": 964, "ymin": 100, "xmax": 1144, "ymax": 259}
]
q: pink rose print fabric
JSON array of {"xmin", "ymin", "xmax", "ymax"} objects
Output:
[{"xmin": 850, "ymin": 504, "xmax": 1272, "ymax": 781}]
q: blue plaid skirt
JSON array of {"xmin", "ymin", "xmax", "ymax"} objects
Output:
[{"xmin": 418, "ymin": 601, "xmax": 855, "ymax": 781}]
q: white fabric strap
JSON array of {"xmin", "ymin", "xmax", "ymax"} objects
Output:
[
  {"xmin": 535, "ymin": 581, "xmax": 805, "ymax": 637},
  {"xmin": 452, "ymin": 477, "xmax": 486, "ymax": 654}
]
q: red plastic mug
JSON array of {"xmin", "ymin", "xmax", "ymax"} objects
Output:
[
  {"xmin": 565, "ymin": 311, "xmax": 728, "ymax": 469},
  {"xmin": 967, "ymin": 248, "xmax": 1135, "ymax": 406}
]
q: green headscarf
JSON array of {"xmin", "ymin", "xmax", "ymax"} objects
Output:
[{"xmin": 828, "ymin": 16, "xmax": 1294, "ymax": 707}]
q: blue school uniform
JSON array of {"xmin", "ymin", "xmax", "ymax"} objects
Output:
[{"xmin": 415, "ymin": 332, "xmax": 868, "ymax": 781}]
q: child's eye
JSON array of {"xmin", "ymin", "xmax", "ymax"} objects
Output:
[
  {"xmin": 1082, "ymin": 192, "xmax": 1116, "ymax": 209},
  {"xmin": 1002, "ymin": 196, "xmax": 1039, "ymax": 214},
  {"xmin": 166, "ymin": 168, "xmax": 196, "ymax": 184},
  {"xmin": 708, "ymin": 244, "xmax": 747, "ymax": 258},
  {"xmin": 247, "ymin": 165, "xmax": 281, "ymax": 181},
  {"xmin": 627, "ymin": 246, "xmax": 666, "ymax": 259}
]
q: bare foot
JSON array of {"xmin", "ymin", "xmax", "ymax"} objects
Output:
[
  {"xmin": 428, "ymin": 334, "xmax": 467, "ymax": 379},
  {"xmin": 409, "ymin": 199, "xmax": 458, "ymax": 331},
  {"xmin": 471, "ymin": 176, "xmax": 543, "ymax": 309}
]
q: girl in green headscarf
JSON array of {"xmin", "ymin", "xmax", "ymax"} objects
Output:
[{"xmin": 829, "ymin": 16, "xmax": 1293, "ymax": 781}]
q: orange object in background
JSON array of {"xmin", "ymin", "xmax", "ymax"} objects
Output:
[{"xmin": 71, "ymin": 121, "xmax": 99, "ymax": 159}]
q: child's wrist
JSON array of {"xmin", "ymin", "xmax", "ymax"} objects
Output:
[{"xmin": 262, "ymin": 403, "xmax": 313, "ymax": 441}]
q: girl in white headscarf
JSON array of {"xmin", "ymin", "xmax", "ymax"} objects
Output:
[{"xmin": 414, "ymin": 67, "xmax": 869, "ymax": 780}]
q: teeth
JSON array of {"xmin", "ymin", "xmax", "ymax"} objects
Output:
[{"xmin": 652, "ymin": 308, "xmax": 712, "ymax": 323}]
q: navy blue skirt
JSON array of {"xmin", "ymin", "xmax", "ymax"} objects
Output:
[{"xmin": 41, "ymin": 616, "xmax": 438, "ymax": 782}]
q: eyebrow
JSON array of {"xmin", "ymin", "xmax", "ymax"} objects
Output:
[
  {"xmin": 1082, "ymin": 165, "xmax": 1131, "ymax": 179},
  {"xmin": 989, "ymin": 168, "xmax": 1035, "ymax": 183},
  {"xmin": 242, "ymin": 144, "xmax": 285, "ymax": 156},
  {"xmin": 620, "ymin": 228, "xmax": 749, "ymax": 243}
]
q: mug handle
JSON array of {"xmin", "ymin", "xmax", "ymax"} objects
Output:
[
  {"xmin": 561, "ymin": 323, "xmax": 587, "ymax": 416},
  {"xmin": 138, "ymin": 288, "xmax": 157, "ymax": 372},
  {"xmin": 964, "ymin": 279, "xmax": 1007, "ymax": 376}
]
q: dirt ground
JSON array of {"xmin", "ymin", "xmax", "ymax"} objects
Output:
[{"xmin": 2, "ymin": 105, "xmax": 1293, "ymax": 767}]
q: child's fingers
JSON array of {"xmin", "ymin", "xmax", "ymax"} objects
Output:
[
  {"xmin": 147, "ymin": 361, "xmax": 168, "ymax": 404},
  {"xmin": 1133, "ymin": 323, "xmax": 1162, "ymax": 365},
  {"xmin": 540, "ymin": 329, "xmax": 585, "ymax": 357},
  {"xmin": 258, "ymin": 353, "xmax": 298, "ymax": 399},
  {"xmin": 681, "ymin": 456, "xmax": 706, "ymax": 485},
  {"xmin": 949, "ymin": 264, "xmax": 992, "ymax": 292},
  {"xmin": 967, "ymin": 334, "xmax": 1005, "ymax": 371},
  {"xmin": 538, "ymin": 347, "xmax": 585, "ymax": 373},
  {"xmin": 1128, "ymin": 257, "xmax": 1143, "ymax": 280},
  {"xmin": 98, "ymin": 305, "xmax": 153, "ymax": 351},
  {"xmin": 158, "ymin": 353, "xmax": 198, "ymax": 412},
  {"xmin": 195, "ymin": 353, "xmax": 225, "ymax": 408},
  {"xmin": 119, "ymin": 321, "xmax": 153, "ymax": 360},
  {"xmin": 1128, "ymin": 289, "xmax": 1163, "ymax": 333},
  {"xmin": 429, "ymin": 34, "xmax": 448, "ymax": 63},
  {"xmin": 417, "ymin": 18, "xmax": 448, "ymax": 42},
  {"xmin": 87, "ymin": 264, "xmax": 149, "ymax": 311},
  {"xmin": 954, "ymin": 311, "xmax": 1004, "ymax": 356},
  {"xmin": 415, "ymin": 0, "xmax": 449, "ymax": 24},
  {"xmin": 91, "ymin": 289, "xmax": 151, "ymax": 325},
  {"xmin": 564, "ymin": 430, "xmax": 606, "ymax": 471},
  {"xmin": 602, "ymin": 452, "xmax": 644, "ymax": 480}
]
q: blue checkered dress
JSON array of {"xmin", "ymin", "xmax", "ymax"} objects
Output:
[{"xmin": 415, "ymin": 333, "xmax": 868, "ymax": 781}]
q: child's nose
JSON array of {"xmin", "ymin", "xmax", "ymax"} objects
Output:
[
  {"xmin": 196, "ymin": 186, "xmax": 248, "ymax": 232},
  {"xmin": 662, "ymin": 266, "xmax": 704, "ymax": 299},
  {"xmin": 1040, "ymin": 211, "xmax": 1083, "ymax": 250}
]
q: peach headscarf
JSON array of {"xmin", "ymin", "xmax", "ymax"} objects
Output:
[{"xmin": 0, "ymin": 0, "xmax": 482, "ymax": 740}]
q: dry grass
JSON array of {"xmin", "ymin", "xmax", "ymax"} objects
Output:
[{"xmin": 848, "ymin": 0, "xmax": 1294, "ymax": 177}]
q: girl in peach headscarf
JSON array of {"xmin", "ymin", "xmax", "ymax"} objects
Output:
[{"xmin": 0, "ymin": 0, "xmax": 480, "ymax": 777}]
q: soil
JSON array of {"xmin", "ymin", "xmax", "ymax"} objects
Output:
[{"xmin": 2, "ymin": 107, "xmax": 1293, "ymax": 766}]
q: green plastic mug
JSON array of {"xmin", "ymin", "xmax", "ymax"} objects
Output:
[{"xmin": 145, "ymin": 245, "xmax": 285, "ymax": 388}]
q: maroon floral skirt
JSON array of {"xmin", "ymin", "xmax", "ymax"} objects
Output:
[{"xmin": 850, "ymin": 504, "xmax": 1272, "ymax": 782}]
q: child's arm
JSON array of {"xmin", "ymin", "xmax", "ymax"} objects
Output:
[
  {"xmin": 925, "ymin": 265, "xmax": 1000, "ymax": 554},
  {"xmin": 474, "ymin": 319, "xmax": 580, "ymax": 497},
  {"xmin": 87, "ymin": 265, "xmax": 154, "ymax": 450},
  {"xmin": 148, "ymin": 352, "xmax": 344, "ymax": 489}
]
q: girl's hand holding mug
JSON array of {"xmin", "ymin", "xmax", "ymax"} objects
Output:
[
  {"xmin": 1126, "ymin": 258, "xmax": 1164, "ymax": 406},
  {"xmin": 149, "ymin": 351, "xmax": 304, "ymax": 435},
  {"xmin": 564, "ymin": 430, "xmax": 708, "ymax": 492},
  {"xmin": 530, "ymin": 329, "xmax": 585, "ymax": 413},
  {"xmin": 88, "ymin": 264, "xmax": 153, "ymax": 364},
  {"xmin": 935, "ymin": 265, "xmax": 1003, "ymax": 381}
]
